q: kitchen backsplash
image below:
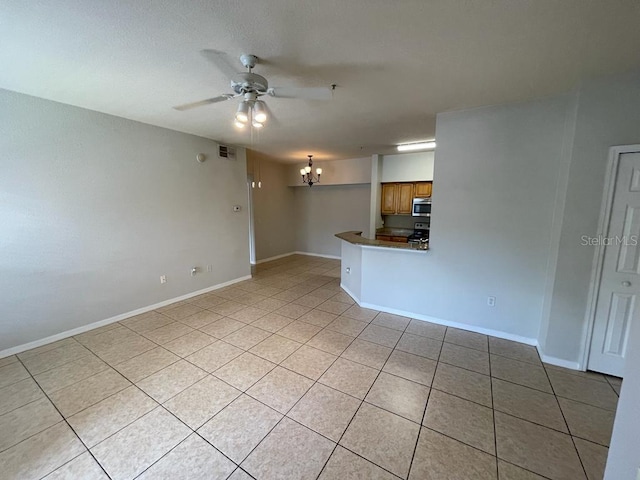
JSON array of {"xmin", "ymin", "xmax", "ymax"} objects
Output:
[{"xmin": 382, "ymin": 215, "xmax": 416, "ymax": 229}]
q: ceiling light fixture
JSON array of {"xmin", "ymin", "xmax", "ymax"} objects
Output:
[
  {"xmin": 300, "ymin": 155, "xmax": 322, "ymax": 187},
  {"xmin": 253, "ymin": 101, "xmax": 268, "ymax": 123},
  {"xmin": 233, "ymin": 95, "xmax": 269, "ymax": 129},
  {"xmin": 397, "ymin": 141, "xmax": 436, "ymax": 152},
  {"xmin": 235, "ymin": 101, "xmax": 250, "ymax": 123}
]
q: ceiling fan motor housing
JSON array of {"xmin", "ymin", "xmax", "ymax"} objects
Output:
[{"xmin": 231, "ymin": 72, "xmax": 269, "ymax": 95}]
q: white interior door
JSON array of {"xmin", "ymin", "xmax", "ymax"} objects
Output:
[{"xmin": 589, "ymin": 151, "xmax": 640, "ymax": 376}]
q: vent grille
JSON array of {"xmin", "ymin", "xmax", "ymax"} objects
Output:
[{"xmin": 218, "ymin": 145, "xmax": 236, "ymax": 160}]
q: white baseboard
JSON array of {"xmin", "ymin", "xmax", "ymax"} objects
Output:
[
  {"xmin": 254, "ymin": 251, "xmax": 341, "ymax": 265},
  {"xmin": 342, "ymin": 282, "xmax": 538, "ymax": 347},
  {"xmin": 294, "ymin": 251, "xmax": 341, "ymax": 260},
  {"xmin": 538, "ymin": 353, "xmax": 582, "ymax": 370},
  {"xmin": 340, "ymin": 283, "xmax": 361, "ymax": 305},
  {"xmin": 253, "ymin": 252, "xmax": 297, "ymax": 264},
  {"xmin": 0, "ymin": 274, "xmax": 252, "ymax": 359}
]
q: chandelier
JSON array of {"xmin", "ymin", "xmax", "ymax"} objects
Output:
[{"xmin": 299, "ymin": 155, "xmax": 322, "ymax": 186}]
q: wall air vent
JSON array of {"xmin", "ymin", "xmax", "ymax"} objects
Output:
[{"xmin": 218, "ymin": 145, "xmax": 236, "ymax": 160}]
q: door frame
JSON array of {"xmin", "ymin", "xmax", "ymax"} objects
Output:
[{"xmin": 581, "ymin": 144, "xmax": 640, "ymax": 372}]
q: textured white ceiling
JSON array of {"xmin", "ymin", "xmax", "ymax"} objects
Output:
[{"xmin": 2, "ymin": 0, "xmax": 640, "ymax": 161}]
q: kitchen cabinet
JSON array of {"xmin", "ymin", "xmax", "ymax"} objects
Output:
[
  {"xmin": 397, "ymin": 183, "xmax": 414, "ymax": 214},
  {"xmin": 381, "ymin": 184, "xmax": 398, "ymax": 215},
  {"xmin": 414, "ymin": 182, "xmax": 432, "ymax": 198},
  {"xmin": 380, "ymin": 182, "xmax": 414, "ymax": 215}
]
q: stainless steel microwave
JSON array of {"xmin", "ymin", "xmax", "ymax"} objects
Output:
[{"xmin": 412, "ymin": 197, "xmax": 431, "ymax": 217}]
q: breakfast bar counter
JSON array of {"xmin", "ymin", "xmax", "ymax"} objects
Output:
[{"xmin": 335, "ymin": 231, "xmax": 429, "ymax": 251}]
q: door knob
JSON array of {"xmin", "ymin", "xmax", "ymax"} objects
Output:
[{"xmin": 622, "ymin": 281, "xmax": 632, "ymax": 287}]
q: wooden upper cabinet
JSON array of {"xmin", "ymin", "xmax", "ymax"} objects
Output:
[
  {"xmin": 397, "ymin": 183, "xmax": 414, "ymax": 214},
  {"xmin": 380, "ymin": 182, "xmax": 416, "ymax": 215},
  {"xmin": 414, "ymin": 182, "xmax": 432, "ymax": 198},
  {"xmin": 381, "ymin": 183, "xmax": 398, "ymax": 215}
]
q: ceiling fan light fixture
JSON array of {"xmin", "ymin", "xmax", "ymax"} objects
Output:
[
  {"xmin": 253, "ymin": 101, "xmax": 268, "ymax": 123},
  {"xmin": 236, "ymin": 101, "xmax": 250, "ymax": 123},
  {"xmin": 234, "ymin": 120, "xmax": 246, "ymax": 128},
  {"xmin": 252, "ymin": 120, "xmax": 264, "ymax": 128}
]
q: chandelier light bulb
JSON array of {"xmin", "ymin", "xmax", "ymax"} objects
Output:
[
  {"xmin": 252, "ymin": 121, "xmax": 264, "ymax": 128},
  {"xmin": 305, "ymin": 165, "xmax": 312, "ymax": 173},
  {"xmin": 300, "ymin": 168, "xmax": 306, "ymax": 176},
  {"xmin": 234, "ymin": 120, "xmax": 246, "ymax": 129},
  {"xmin": 316, "ymin": 168, "xmax": 322, "ymax": 175}
]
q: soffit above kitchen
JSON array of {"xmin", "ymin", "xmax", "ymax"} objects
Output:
[{"xmin": 1, "ymin": 0, "xmax": 639, "ymax": 162}]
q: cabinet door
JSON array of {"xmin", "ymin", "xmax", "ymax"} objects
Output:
[
  {"xmin": 414, "ymin": 182, "xmax": 432, "ymax": 198},
  {"xmin": 397, "ymin": 183, "xmax": 414, "ymax": 214},
  {"xmin": 381, "ymin": 183, "xmax": 398, "ymax": 215},
  {"xmin": 376, "ymin": 235, "xmax": 392, "ymax": 242}
]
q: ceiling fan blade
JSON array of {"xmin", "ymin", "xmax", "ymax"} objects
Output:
[
  {"xmin": 200, "ymin": 49, "xmax": 239, "ymax": 80},
  {"xmin": 172, "ymin": 95, "xmax": 233, "ymax": 111},
  {"xmin": 267, "ymin": 86, "xmax": 333, "ymax": 101}
]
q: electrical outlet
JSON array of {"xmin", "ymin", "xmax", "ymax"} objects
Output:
[
  {"xmin": 487, "ymin": 296, "xmax": 496, "ymax": 307},
  {"xmin": 190, "ymin": 267, "xmax": 197, "ymax": 276},
  {"xmin": 346, "ymin": 267, "xmax": 351, "ymax": 274},
  {"xmin": 207, "ymin": 265, "xmax": 213, "ymax": 272},
  {"xmin": 160, "ymin": 275, "xmax": 167, "ymax": 284}
]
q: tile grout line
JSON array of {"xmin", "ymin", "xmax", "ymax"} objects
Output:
[
  {"xmin": 13, "ymin": 355, "xmax": 114, "ymax": 480},
  {"xmin": 314, "ymin": 308, "xmax": 406, "ymax": 480},
  {"xmin": 232, "ymin": 311, "xmax": 361, "ymax": 477},
  {"xmin": 541, "ymin": 356, "xmax": 590, "ymax": 480},
  {"xmin": 487, "ymin": 337, "xmax": 500, "ymax": 479},
  {"xmin": 402, "ymin": 325, "xmax": 447, "ymax": 480}
]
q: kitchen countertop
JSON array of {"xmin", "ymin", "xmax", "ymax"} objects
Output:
[{"xmin": 335, "ymin": 231, "xmax": 429, "ymax": 251}]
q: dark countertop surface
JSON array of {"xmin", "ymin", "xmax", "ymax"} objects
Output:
[{"xmin": 335, "ymin": 231, "xmax": 428, "ymax": 251}]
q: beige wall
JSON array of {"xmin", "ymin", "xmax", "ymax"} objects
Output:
[
  {"xmin": 247, "ymin": 151, "xmax": 296, "ymax": 261},
  {"xmin": 294, "ymin": 184, "xmax": 371, "ymax": 257},
  {"xmin": 1, "ymin": 89, "xmax": 250, "ymax": 353}
]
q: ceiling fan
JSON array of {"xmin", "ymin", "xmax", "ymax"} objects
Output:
[{"xmin": 173, "ymin": 50, "xmax": 334, "ymax": 128}]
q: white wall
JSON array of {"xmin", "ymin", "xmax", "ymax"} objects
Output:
[
  {"xmin": 381, "ymin": 151, "xmax": 434, "ymax": 182},
  {"xmin": 340, "ymin": 241, "xmax": 362, "ymax": 299},
  {"xmin": 341, "ymin": 95, "xmax": 574, "ymax": 341},
  {"xmin": 294, "ymin": 184, "xmax": 371, "ymax": 257},
  {"xmin": 369, "ymin": 155, "xmax": 383, "ymax": 237},
  {"xmin": 287, "ymin": 157, "xmax": 371, "ymax": 186},
  {"xmin": 0, "ymin": 89, "xmax": 250, "ymax": 353},
  {"xmin": 247, "ymin": 152, "xmax": 296, "ymax": 262},
  {"xmin": 541, "ymin": 71, "xmax": 640, "ymax": 364}
]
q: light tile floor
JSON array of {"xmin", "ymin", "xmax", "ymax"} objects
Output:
[{"xmin": 0, "ymin": 255, "xmax": 621, "ymax": 480}]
